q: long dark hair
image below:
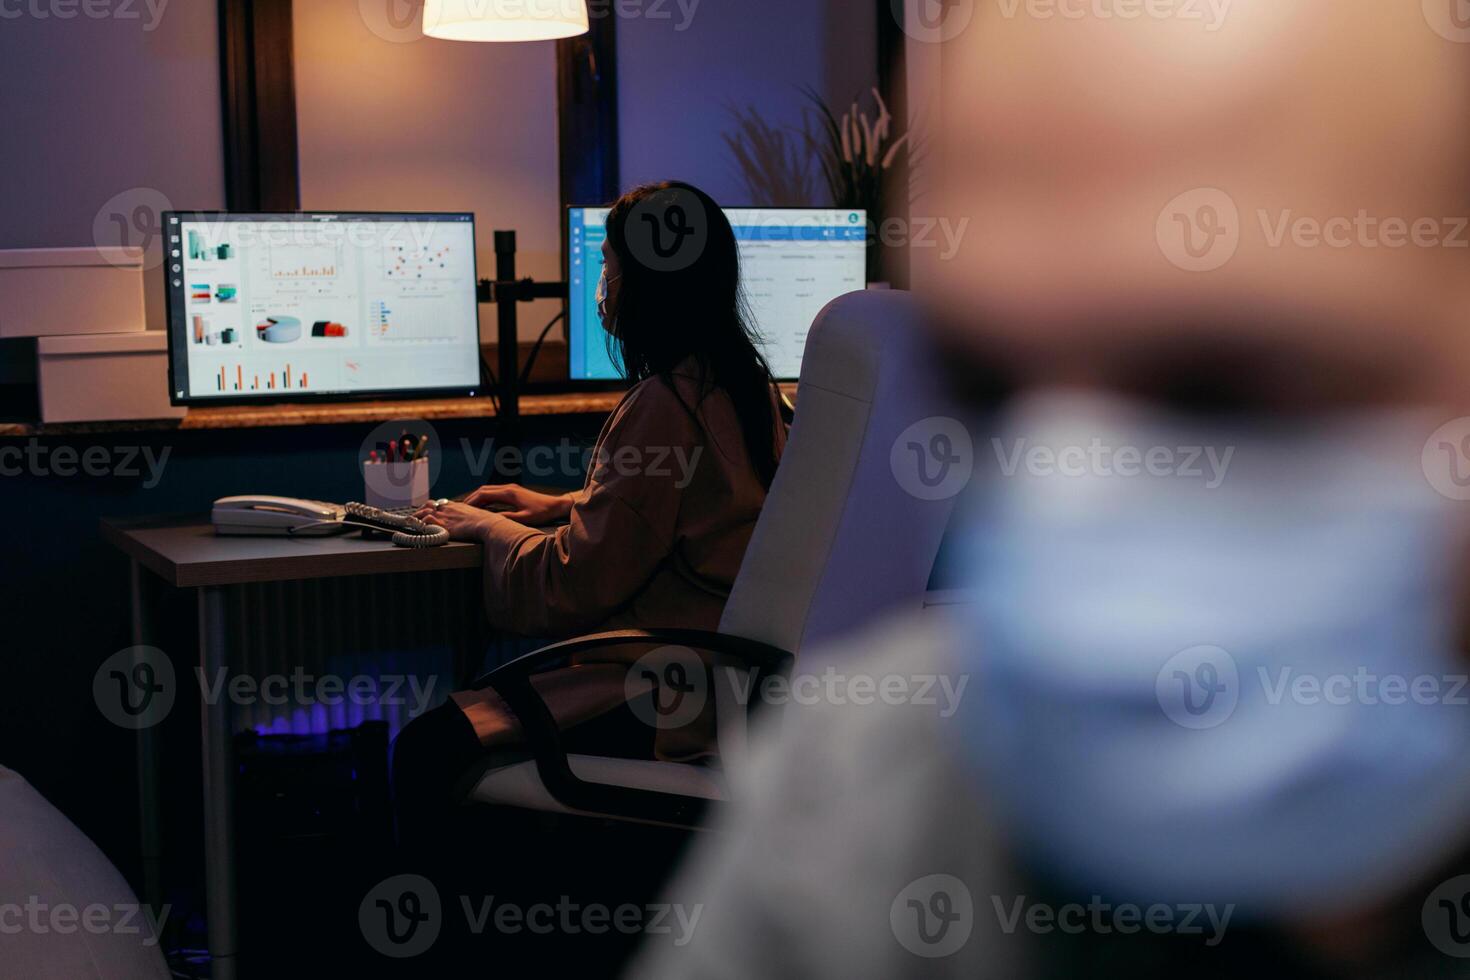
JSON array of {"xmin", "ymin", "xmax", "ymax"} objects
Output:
[{"xmin": 603, "ymin": 181, "xmax": 782, "ymax": 488}]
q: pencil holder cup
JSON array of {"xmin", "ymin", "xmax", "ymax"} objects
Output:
[{"xmin": 364, "ymin": 457, "xmax": 430, "ymax": 510}]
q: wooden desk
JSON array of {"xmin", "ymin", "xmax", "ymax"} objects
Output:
[
  {"xmin": 101, "ymin": 516, "xmax": 493, "ymax": 980},
  {"xmin": 102, "ymin": 515, "xmax": 484, "ymax": 587}
]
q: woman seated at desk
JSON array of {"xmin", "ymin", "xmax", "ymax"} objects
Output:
[{"xmin": 392, "ymin": 181, "xmax": 788, "ymax": 837}]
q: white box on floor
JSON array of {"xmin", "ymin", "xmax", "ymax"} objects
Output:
[
  {"xmin": 36, "ymin": 332, "xmax": 186, "ymax": 423},
  {"xmin": 0, "ymin": 247, "xmax": 147, "ymax": 338}
]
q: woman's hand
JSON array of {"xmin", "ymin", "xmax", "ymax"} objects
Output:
[
  {"xmin": 413, "ymin": 501, "xmax": 500, "ymax": 543},
  {"xmin": 462, "ymin": 485, "xmax": 574, "ymax": 526}
]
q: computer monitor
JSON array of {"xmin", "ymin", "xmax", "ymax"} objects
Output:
[
  {"xmin": 163, "ymin": 212, "xmax": 482, "ymax": 404},
  {"xmin": 567, "ymin": 206, "xmax": 867, "ymax": 381}
]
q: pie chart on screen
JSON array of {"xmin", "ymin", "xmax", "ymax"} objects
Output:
[{"xmin": 256, "ymin": 316, "xmax": 302, "ymax": 343}]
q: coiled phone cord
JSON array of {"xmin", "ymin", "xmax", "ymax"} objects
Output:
[{"xmin": 343, "ymin": 503, "xmax": 450, "ymax": 548}]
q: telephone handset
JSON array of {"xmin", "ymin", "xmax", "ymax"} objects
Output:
[
  {"xmin": 212, "ymin": 497, "xmax": 449, "ymax": 548},
  {"xmin": 212, "ymin": 497, "xmax": 346, "ymax": 536}
]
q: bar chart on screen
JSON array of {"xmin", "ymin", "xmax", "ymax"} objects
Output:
[
  {"xmin": 212, "ymin": 362, "xmax": 311, "ymax": 393},
  {"xmin": 368, "ymin": 297, "xmax": 464, "ymax": 344},
  {"xmin": 270, "ymin": 245, "xmax": 341, "ymax": 280}
]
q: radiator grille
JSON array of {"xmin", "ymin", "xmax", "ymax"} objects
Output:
[{"xmin": 219, "ymin": 570, "xmax": 490, "ymax": 740}]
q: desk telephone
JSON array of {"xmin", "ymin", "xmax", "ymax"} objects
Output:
[{"xmin": 212, "ymin": 497, "xmax": 450, "ymax": 548}]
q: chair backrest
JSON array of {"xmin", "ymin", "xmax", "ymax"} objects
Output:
[
  {"xmin": 0, "ymin": 767, "xmax": 170, "ymax": 978},
  {"xmin": 719, "ymin": 290, "xmax": 959, "ymax": 657}
]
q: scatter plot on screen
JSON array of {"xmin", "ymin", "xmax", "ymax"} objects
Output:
[{"xmin": 385, "ymin": 243, "xmax": 455, "ymax": 280}]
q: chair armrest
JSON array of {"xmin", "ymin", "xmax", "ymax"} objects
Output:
[
  {"xmin": 471, "ymin": 629, "xmax": 793, "ymax": 826},
  {"xmin": 469, "ymin": 629, "xmax": 792, "ymax": 690}
]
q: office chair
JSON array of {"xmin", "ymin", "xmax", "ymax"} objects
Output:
[
  {"xmin": 0, "ymin": 766, "xmax": 170, "ymax": 978},
  {"xmin": 459, "ymin": 290, "xmax": 960, "ymax": 827}
]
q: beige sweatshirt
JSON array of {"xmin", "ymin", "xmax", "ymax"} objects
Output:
[{"xmin": 453, "ymin": 363, "xmax": 785, "ymax": 748}]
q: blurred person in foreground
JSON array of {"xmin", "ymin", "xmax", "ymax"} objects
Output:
[{"xmin": 632, "ymin": 2, "xmax": 1470, "ymax": 977}]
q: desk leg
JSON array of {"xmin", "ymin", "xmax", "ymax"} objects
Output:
[
  {"xmin": 129, "ymin": 561, "xmax": 163, "ymax": 918},
  {"xmin": 198, "ymin": 586, "xmax": 239, "ymax": 980}
]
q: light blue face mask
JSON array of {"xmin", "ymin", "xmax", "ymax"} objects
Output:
[{"xmin": 953, "ymin": 390, "xmax": 1470, "ymax": 917}]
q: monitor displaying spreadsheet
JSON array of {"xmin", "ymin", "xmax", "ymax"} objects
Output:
[
  {"xmin": 163, "ymin": 212, "xmax": 482, "ymax": 404},
  {"xmin": 567, "ymin": 207, "xmax": 867, "ymax": 381}
]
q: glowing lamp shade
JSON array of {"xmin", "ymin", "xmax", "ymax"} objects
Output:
[{"xmin": 422, "ymin": 0, "xmax": 590, "ymax": 42}]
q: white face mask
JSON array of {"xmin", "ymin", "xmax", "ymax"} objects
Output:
[
  {"xmin": 595, "ymin": 269, "xmax": 620, "ymax": 328},
  {"xmin": 951, "ymin": 389, "xmax": 1470, "ymax": 916}
]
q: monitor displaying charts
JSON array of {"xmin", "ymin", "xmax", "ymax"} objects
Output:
[
  {"xmin": 567, "ymin": 207, "xmax": 867, "ymax": 381},
  {"xmin": 164, "ymin": 212, "xmax": 482, "ymax": 404}
]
